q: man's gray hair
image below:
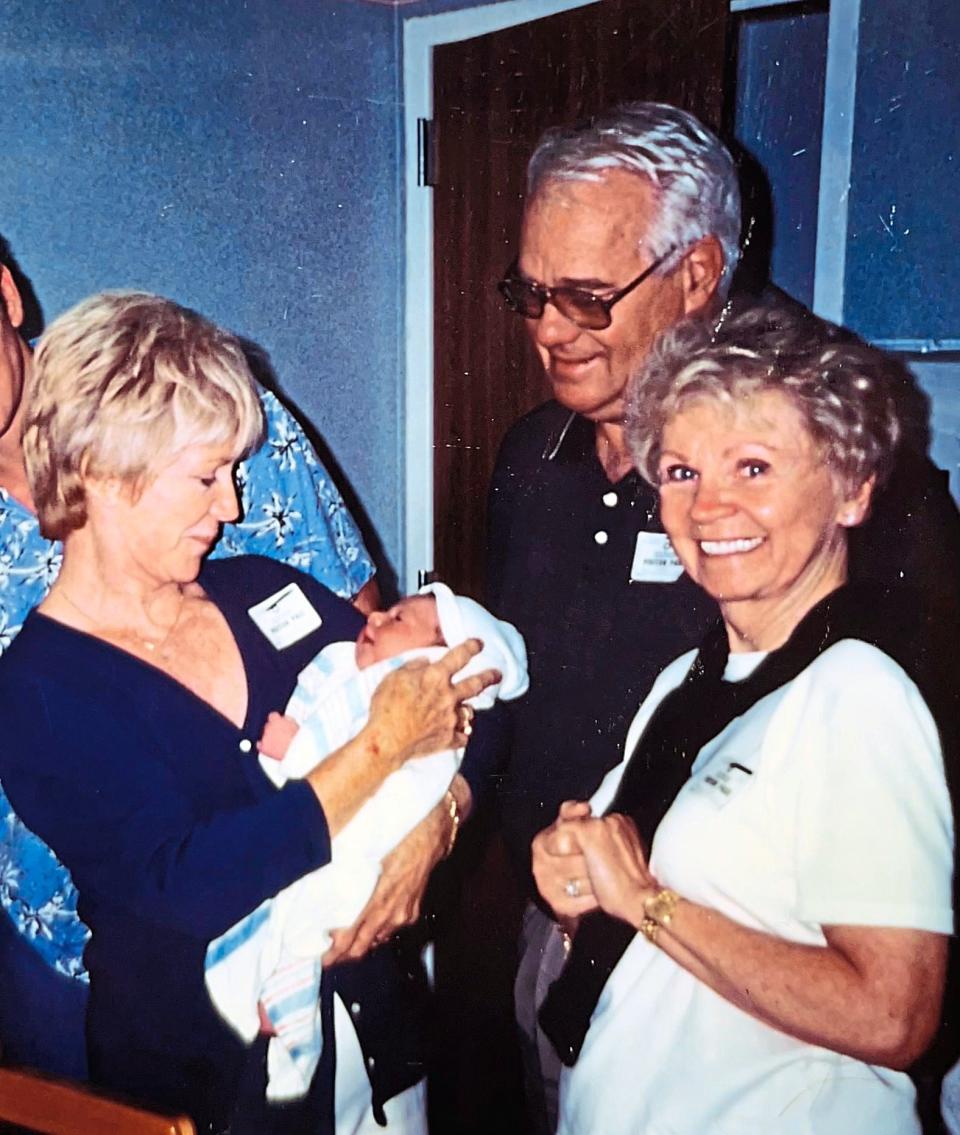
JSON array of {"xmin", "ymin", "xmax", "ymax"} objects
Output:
[{"xmin": 528, "ymin": 102, "xmax": 741, "ymax": 299}]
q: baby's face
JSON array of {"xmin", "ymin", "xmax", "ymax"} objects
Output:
[{"xmin": 354, "ymin": 595, "xmax": 444, "ymax": 669}]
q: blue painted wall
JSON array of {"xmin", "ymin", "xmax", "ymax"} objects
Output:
[
  {"xmin": 845, "ymin": 0, "xmax": 960, "ymax": 345},
  {"xmin": 0, "ymin": 0, "xmax": 405, "ymax": 576},
  {"xmin": 3, "ymin": 0, "xmax": 956, "ymax": 583},
  {"xmin": 732, "ymin": 0, "xmax": 959, "ymax": 508},
  {"xmin": 733, "ymin": 5, "xmax": 829, "ymax": 307}
]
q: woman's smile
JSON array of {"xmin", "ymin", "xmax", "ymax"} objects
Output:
[{"xmin": 698, "ymin": 537, "xmax": 765, "ymax": 556}]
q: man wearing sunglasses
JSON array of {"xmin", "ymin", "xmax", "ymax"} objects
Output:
[
  {"xmin": 486, "ymin": 102, "xmax": 960, "ymax": 1135},
  {"xmin": 487, "ymin": 102, "xmax": 739, "ymax": 1135}
]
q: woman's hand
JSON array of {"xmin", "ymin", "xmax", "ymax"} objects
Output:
[
  {"xmin": 575, "ymin": 813, "xmax": 658, "ymax": 927},
  {"xmin": 365, "ymin": 639, "xmax": 499, "ymax": 774},
  {"xmin": 322, "ymin": 776, "xmax": 472, "ymax": 965},
  {"xmin": 532, "ymin": 800, "xmax": 600, "ymax": 920},
  {"xmin": 306, "ymin": 644, "xmax": 492, "ymax": 838},
  {"xmin": 568, "ymin": 821, "xmax": 948, "ymax": 1069}
]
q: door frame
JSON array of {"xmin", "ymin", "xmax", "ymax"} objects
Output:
[
  {"xmin": 812, "ymin": 0, "xmax": 860, "ymax": 326},
  {"xmin": 401, "ymin": 0, "xmax": 865, "ymax": 591},
  {"xmin": 401, "ymin": 0, "xmax": 599, "ymax": 592}
]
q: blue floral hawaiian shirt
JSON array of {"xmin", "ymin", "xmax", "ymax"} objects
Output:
[{"xmin": 0, "ymin": 388, "xmax": 374, "ymax": 981}]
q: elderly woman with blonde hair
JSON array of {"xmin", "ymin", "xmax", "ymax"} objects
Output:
[
  {"xmin": 0, "ymin": 292, "xmax": 495, "ymax": 1134},
  {"xmin": 532, "ymin": 302, "xmax": 956, "ymax": 1135}
]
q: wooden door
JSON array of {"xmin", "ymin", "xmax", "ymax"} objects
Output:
[
  {"xmin": 427, "ymin": 9, "xmax": 731, "ymax": 1134},
  {"xmin": 432, "ymin": 0, "xmax": 730, "ymax": 599}
]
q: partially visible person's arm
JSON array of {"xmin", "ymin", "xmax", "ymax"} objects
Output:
[
  {"xmin": 0, "ymin": 641, "xmax": 494, "ymax": 943},
  {"xmin": 0, "ymin": 674, "xmax": 335, "ymax": 941},
  {"xmin": 558, "ymin": 812, "xmax": 947, "ymax": 1070},
  {"xmin": 304, "ymin": 642, "xmax": 493, "ymax": 836}
]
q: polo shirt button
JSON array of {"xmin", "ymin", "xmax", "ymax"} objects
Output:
[
  {"xmin": 593, "ymin": 530, "xmax": 609, "ymax": 546},
  {"xmin": 351, "ymin": 1002, "xmax": 361, "ymax": 1016},
  {"xmin": 367, "ymin": 1056, "xmax": 376, "ymax": 1069},
  {"xmin": 602, "ymin": 491, "xmax": 618, "ymax": 507},
  {"xmin": 238, "ymin": 738, "xmax": 253, "ymax": 753}
]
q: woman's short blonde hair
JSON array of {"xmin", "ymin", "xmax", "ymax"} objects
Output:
[
  {"xmin": 24, "ymin": 291, "xmax": 265, "ymax": 539},
  {"xmin": 626, "ymin": 301, "xmax": 903, "ymax": 494}
]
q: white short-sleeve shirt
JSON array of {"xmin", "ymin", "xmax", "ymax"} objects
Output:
[{"xmin": 560, "ymin": 640, "xmax": 954, "ymax": 1135}]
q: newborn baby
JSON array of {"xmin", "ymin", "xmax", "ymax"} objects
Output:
[
  {"xmin": 258, "ymin": 591, "xmax": 453, "ymax": 768},
  {"xmin": 205, "ymin": 583, "xmax": 528, "ymax": 1102}
]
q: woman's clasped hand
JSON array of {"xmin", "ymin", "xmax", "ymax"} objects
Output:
[{"xmin": 534, "ymin": 802, "xmax": 658, "ymax": 927}]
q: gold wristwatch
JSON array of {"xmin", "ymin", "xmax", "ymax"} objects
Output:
[{"xmin": 640, "ymin": 887, "xmax": 680, "ymax": 945}]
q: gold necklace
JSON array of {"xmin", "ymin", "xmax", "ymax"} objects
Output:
[{"xmin": 56, "ymin": 585, "xmax": 187, "ymax": 658}]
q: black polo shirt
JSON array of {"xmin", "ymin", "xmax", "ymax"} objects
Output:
[{"xmin": 487, "ymin": 401, "xmax": 718, "ymax": 886}]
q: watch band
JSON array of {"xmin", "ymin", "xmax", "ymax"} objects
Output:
[{"xmin": 640, "ymin": 887, "xmax": 680, "ymax": 945}]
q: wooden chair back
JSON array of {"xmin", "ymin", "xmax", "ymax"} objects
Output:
[{"xmin": 0, "ymin": 1066, "xmax": 195, "ymax": 1135}]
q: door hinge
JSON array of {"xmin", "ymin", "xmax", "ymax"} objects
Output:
[
  {"xmin": 417, "ymin": 569, "xmax": 439, "ymax": 589},
  {"xmin": 418, "ymin": 117, "xmax": 437, "ymax": 188}
]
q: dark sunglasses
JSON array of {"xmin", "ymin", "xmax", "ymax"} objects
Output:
[{"xmin": 497, "ymin": 246, "xmax": 677, "ymax": 331}]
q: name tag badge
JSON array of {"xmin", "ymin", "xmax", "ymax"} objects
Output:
[
  {"xmin": 248, "ymin": 583, "xmax": 322, "ymax": 649},
  {"xmin": 629, "ymin": 531, "xmax": 684, "ymax": 583},
  {"xmin": 690, "ymin": 761, "xmax": 754, "ymax": 808}
]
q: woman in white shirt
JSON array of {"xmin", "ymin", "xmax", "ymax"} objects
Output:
[{"xmin": 532, "ymin": 302, "xmax": 955, "ymax": 1135}]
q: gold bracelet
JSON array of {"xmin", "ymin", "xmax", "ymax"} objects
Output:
[
  {"xmin": 640, "ymin": 916, "xmax": 661, "ymax": 945},
  {"xmin": 442, "ymin": 789, "xmax": 461, "ymax": 858},
  {"xmin": 642, "ymin": 888, "xmax": 680, "ymax": 934}
]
